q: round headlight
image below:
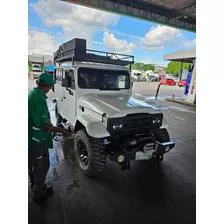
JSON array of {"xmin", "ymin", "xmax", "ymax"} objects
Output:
[
  {"xmin": 152, "ymin": 118, "xmax": 161, "ymax": 124},
  {"xmin": 112, "ymin": 124, "xmax": 123, "ymax": 129},
  {"xmin": 112, "ymin": 119, "xmax": 124, "ymax": 130}
]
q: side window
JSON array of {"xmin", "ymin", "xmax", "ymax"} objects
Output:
[
  {"xmin": 56, "ymin": 68, "xmax": 63, "ymax": 84},
  {"xmin": 65, "ymin": 69, "xmax": 75, "ymax": 89},
  {"xmin": 118, "ymin": 75, "xmax": 126, "ymax": 88}
]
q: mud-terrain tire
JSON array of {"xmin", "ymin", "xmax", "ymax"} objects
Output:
[
  {"xmin": 74, "ymin": 129, "xmax": 107, "ymax": 177},
  {"xmin": 154, "ymin": 129, "xmax": 170, "ymax": 162},
  {"xmin": 154, "ymin": 128, "xmax": 170, "ymax": 142},
  {"xmin": 55, "ymin": 103, "xmax": 63, "ymax": 127}
]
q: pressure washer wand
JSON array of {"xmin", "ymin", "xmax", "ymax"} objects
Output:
[{"xmin": 53, "ymin": 132, "xmax": 76, "ymax": 141}]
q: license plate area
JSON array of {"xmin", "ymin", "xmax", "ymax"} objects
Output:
[{"xmin": 135, "ymin": 142, "xmax": 155, "ymax": 161}]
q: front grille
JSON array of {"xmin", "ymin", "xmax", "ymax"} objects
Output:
[
  {"xmin": 124, "ymin": 114, "xmax": 153, "ymax": 130},
  {"xmin": 107, "ymin": 113, "xmax": 163, "ymax": 135},
  {"xmin": 124, "ymin": 114, "xmax": 162, "ymax": 130}
]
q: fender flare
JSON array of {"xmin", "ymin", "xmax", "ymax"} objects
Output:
[
  {"xmin": 160, "ymin": 116, "xmax": 169, "ymax": 129},
  {"xmin": 76, "ymin": 115, "xmax": 110, "ymax": 138}
]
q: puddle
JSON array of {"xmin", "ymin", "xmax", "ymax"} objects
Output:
[
  {"xmin": 145, "ymin": 96, "xmax": 165, "ymax": 101},
  {"xmin": 159, "ymin": 107, "xmax": 169, "ymax": 110}
]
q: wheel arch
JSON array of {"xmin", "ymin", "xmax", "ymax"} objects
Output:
[{"xmin": 74, "ymin": 116, "xmax": 110, "ymax": 138}]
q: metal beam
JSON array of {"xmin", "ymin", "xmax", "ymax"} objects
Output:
[
  {"xmin": 61, "ymin": 0, "xmax": 196, "ymax": 32},
  {"xmin": 170, "ymin": 3, "xmax": 196, "ymax": 21}
]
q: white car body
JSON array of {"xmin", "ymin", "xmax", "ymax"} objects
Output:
[
  {"xmin": 32, "ymin": 64, "xmax": 41, "ymax": 72},
  {"xmin": 54, "ymin": 61, "xmax": 168, "ymax": 138}
]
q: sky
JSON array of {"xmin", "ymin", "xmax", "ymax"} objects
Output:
[{"xmin": 28, "ymin": 0, "xmax": 196, "ymax": 66}]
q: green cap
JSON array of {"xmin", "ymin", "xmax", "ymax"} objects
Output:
[{"xmin": 38, "ymin": 73, "xmax": 56, "ymax": 86}]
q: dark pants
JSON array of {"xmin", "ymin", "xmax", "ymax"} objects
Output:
[{"xmin": 28, "ymin": 141, "xmax": 50, "ymax": 192}]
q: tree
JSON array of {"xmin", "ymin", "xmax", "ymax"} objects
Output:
[
  {"xmin": 144, "ymin": 64, "xmax": 155, "ymax": 71},
  {"xmin": 166, "ymin": 61, "xmax": 191, "ymax": 76},
  {"xmin": 127, "ymin": 62, "xmax": 155, "ymax": 71},
  {"xmin": 132, "ymin": 62, "xmax": 145, "ymax": 70}
]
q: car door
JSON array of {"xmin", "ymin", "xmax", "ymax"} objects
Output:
[
  {"xmin": 167, "ymin": 79, "xmax": 172, "ymax": 85},
  {"xmin": 62, "ymin": 68, "xmax": 76, "ymax": 126}
]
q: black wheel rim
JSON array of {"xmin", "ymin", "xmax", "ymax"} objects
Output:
[{"xmin": 77, "ymin": 139, "xmax": 89, "ymax": 167}]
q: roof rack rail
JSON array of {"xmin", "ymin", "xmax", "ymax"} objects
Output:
[{"xmin": 54, "ymin": 38, "xmax": 134, "ymax": 66}]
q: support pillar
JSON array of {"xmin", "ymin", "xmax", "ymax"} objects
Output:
[
  {"xmin": 186, "ymin": 60, "xmax": 196, "ymax": 104},
  {"xmin": 179, "ymin": 61, "xmax": 183, "ymax": 81}
]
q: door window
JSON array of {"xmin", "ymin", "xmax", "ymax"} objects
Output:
[{"xmin": 65, "ymin": 69, "xmax": 75, "ymax": 89}]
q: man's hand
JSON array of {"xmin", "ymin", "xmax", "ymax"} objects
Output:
[
  {"xmin": 41, "ymin": 124, "xmax": 72, "ymax": 136},
  {"xmin": 60, "ymin": 128, "xmax": 72, "ymax": 137}
]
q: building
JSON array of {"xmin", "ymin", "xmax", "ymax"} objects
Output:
[
  {"xmin": 154, "ymin": 65, "xmax": 166, "ymax": 74},
  {"xmin": 28, "ymin": 54, "xmax": 53, "ymax": 65},
  {"xmin": 28, "ymin": 54, "xmax": 53, "ymax": 78}
]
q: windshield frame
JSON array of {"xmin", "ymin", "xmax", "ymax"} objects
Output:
[{"xmin": 77, "ymin": 67, "xmax": 130, "ymax": 90}]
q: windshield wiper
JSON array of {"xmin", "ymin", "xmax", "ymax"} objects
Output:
[{"xmin": 99, "ymin": 88, "xmax": 120, "ymax": 91}]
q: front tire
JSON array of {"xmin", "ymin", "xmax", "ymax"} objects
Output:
[
  {"xmin": 154, "ymin": 129, "xmax": 170, "ymax": 162},
  {"xmin": 74, "ymin": 129, "xmax": 107, "ymax": 177},
  {"xmin": 154, "ymin": 128, "xmax": 170, "ymax": 142}
]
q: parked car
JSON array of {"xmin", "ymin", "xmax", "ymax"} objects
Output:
[
  {"xmin": 159, "ymin": 75, "xmax": 166, "ymax": 81},
  {"xmin": 160, "ymin": 78, "xmax": 176, "ymax": 86},
  {"xmin": 178, "ymin": 79, "xmax": 186, "ymax": 87}
]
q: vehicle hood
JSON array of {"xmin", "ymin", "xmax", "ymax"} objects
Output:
[{"xmin": 79, "ymin": 94, "xmax": 161, "ymax": 118}]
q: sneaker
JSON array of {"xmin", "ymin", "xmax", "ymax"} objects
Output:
[
  {"xmin": 32, "ymin": 185, "xmax": 53, "ymax": 203},
  {"xmin": 32, "ymin": 189, "xmax": 47, "ymax": 204}
]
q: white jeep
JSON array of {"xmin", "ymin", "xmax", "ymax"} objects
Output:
[{"xmin": 53, "ymin": 38, "xmax": 175, "ymax": 176}]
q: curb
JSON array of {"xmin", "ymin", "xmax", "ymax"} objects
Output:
[{"xmin": 165, "ymin": 98, "xmax": 196, "ymax": 107}]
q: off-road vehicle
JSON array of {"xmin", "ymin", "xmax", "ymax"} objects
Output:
[{"xmin": 53, "ymin": 38, "xmax": 175, "ymax": 176}]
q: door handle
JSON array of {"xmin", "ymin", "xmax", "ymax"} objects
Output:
[{"xmin": 66, "ymin": 88, "xmax": 73, "ymax": 96}]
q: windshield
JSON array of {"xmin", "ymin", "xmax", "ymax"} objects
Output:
[{"xmin": 78, "ymin": 68, "xmax": 130, "ymax": 90}]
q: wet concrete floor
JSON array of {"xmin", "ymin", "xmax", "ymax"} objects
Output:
[{"xmin": 28, "ymin": 81, "xmax": 196, "ymax": 224}]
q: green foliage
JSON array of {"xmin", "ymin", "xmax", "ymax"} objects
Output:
[
  {"xmin": 166, "ymin": 61, "xmax": 191, "ymax": 76},
  {"xmin": 126, "ymin": 62, "xmax": 155, "ymax": 71},
  {"xmin": 143, "ymin": 64, "xmax": 155, "ymax": 71}
]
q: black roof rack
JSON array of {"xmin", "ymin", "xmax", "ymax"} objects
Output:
[{"xmin": 54, "ymin": 38, "xmax": 134, "ymax": 66}]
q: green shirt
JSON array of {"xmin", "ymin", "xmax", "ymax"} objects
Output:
[{"xmin": 28, "ymin": 88, "xmax": 53, "ymax": 149}]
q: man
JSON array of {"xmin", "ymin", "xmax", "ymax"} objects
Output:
[
  {"xmin": 66, "ymin": 69, "xmax": 73, "ymax": 87},
  {"xmin": 28, "ymin": 73, "xmax": 71, "ymax": 203}
]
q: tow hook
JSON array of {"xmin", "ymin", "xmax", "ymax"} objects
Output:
[{"xmin": 120, "ymin": 161, "xmax": 131, "ymax": 171}]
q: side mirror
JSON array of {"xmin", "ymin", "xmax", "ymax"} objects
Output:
[{"xmin": 62, "ymin": 78, "xmax": 68, "ymax": 87}]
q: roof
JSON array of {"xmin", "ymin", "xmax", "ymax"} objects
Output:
[
  {"xmin": 62, "ymin": 0, "xmax": 196, "ymax": 32},
  {"xmin": 54, "ymin": 38, "xmax": 134, "ymax": 66},
  {"xmin": 163, "ymin": 49, "xmax": 196, "ymax": 63},
  {"xmin": 28, "ymin": 54, "xmax": 43, "ymax": 63},
  {"xmin": 56, "ymin": 61, "xmax": 130, "ymax": 71},
  {"xmin": 28, "ymin": 54, "xmax": 53, "ymax": 63}
]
